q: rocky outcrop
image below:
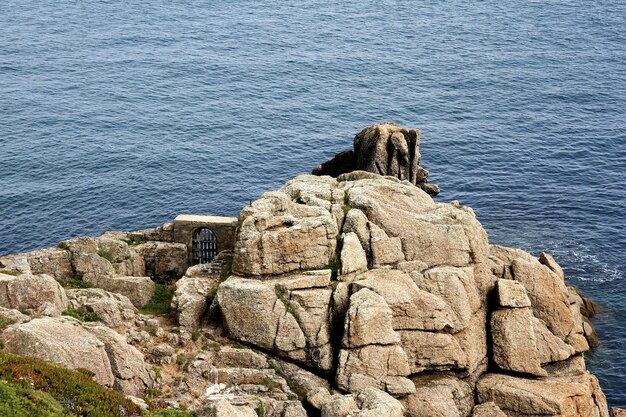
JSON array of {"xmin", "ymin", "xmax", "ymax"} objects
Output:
[
  {"xmin": 214, "ymin": 172, "xmax": 610, "ymax": 417},
  {"xmin": 84, "ymin": 324, "xmax": 156, "ymax": 396},
  {"xmin": 1, "ymin": 316, "xmax": 116, "ymax": 386},
  {"xmin": 312, "ymin": 123, "xmax": 440, "ymax": 195},
  {"xmin": 0, "ymin": 272, "xmax": 68, "ymax": 316},
  {"xmin": 89, "ymin": 275, "xmax": 155, "ymax": 308},
  {"xmin": 0, "ymin": 129, "xmax": 616, "ymax": 416},
  {"xmin": 171, "ymin": 264, "xmax": 221, "ymax": 330},
  {"xmin": 0, "ymin": 316, "xmax": 155, "ymax": 396},
  {"xmin": 477, "ymin": 372, "xmax": 609, "ymax": 417},
  {"xmin": 66, "ymin": 288, "xmax": 137, "ymax": 327}
]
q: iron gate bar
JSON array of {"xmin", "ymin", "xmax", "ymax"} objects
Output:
[{"xmin": 192, "ymin": 227, "xmax": 218, "ymax": 265}]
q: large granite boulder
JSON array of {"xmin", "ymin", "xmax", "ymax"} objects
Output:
[
  {"xmin": 66, "ymin": 288, "xmax": 137, "ymax": 327},
  {"xmin": 233, "ymin": 186, "xmax": 339, "ymax": 277},
  {"xmin": 217, "ymin": 272, "xmax": 333, "ymax": 371},
  {"xmin": 477, "ymin": 372, "xmax": 609, "ymax": 417},
  {"xmin": 132, "ymin": 241, "xmax": 188, "ymax": 282},
  {"xmin": 0, "ymin": 316, "xmax": 115, "ymax": 386},
  {"xmin": 84, "ymin": 324, "xmax": 155, "ymax": 396},
  {"xmin": 89, "ymin": 275, "xmax": 155, "ymax": 308},
  {"xmin": 171, "ymin": 273, "xmax": 220, "ymax": 329},
  {"xmin": 0, "ymin": 272, "xmax": 68, "ymax": 316}
]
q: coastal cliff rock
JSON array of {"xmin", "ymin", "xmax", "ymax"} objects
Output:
[
  {"xmin": 214, "ymin": 172, "xmax": 608, "ymax": 417},
  {"xmin": 0, "ymin": 272, "xmax": 68, "ymax": 316},
  {"xmin": 312, "ymin": 123, "xmax": 440, "ymax": 195},
  {"xmin": 0, "ymin": 125, "xmax": 614, "ymax": 416}
]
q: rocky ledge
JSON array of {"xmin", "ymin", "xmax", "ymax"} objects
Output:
[{"xmin": 0, "ymin": 123, "xmax": 623, "ymax": 417}]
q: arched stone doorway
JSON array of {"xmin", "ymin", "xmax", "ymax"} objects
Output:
[{"xmin": 192, "ymin": 227, "xmax": 218, "ymax": 264}]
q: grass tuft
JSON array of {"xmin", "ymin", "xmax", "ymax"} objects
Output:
[
  {"xmin": 97, "ymin": 249, "xmax": 113, "ymax": 263},
  {"xmin": 62, "ymin": 308, "xmax": 98, "ymax": 322},
  {"xmin": 141, "ymin": 284, "xmax": 175, "ymax": 315}
]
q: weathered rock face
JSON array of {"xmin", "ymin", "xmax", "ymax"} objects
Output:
[
  {"xmin": 0, "ymin": 316, "xmax": 155, "ymax": 396},
  {"xmin": 171, "ymin": 272, "xmax": 220, "ymax": 330},
  {"xmin": 133, "ymin": 241, "xmax": 187, "ymax": 282},
  {"xmin": 489, "ymin": 246, "xmax": 590, "ymax": 364},
  {"xmin": 208, "ymin": 400, "xmax": 257, "ymax": 417},
  {"xmin": 0, "ymin": 273, "xmax": 68, "ymax": 316},
  {"xmin": 219, "ymin": 173, "xmax": 490, "ymax": 396},
  {"xmin": 217, "ymin": 272, "xmax": 333, "ymax": 371},
  {"xmin": 89, "ymin": 275, "xmax": 155, "ymax": 308},
  {"xmin": 232, "ymin": 185, "xmax": 339, "ymax": 277},
  {"xmin": 215, "ymin": 172, "xmax": 610, "ymax": 417},
  {"xmin": 1, "ymin": 317, "xmax": 115, "ymax": 386},
  {"xmin": 477, "ymin": 372, "xmax": 609, "ymax": 417},
  {"xmin": 66, "ymin": 288, "xmax": 137, "ymax": 327},
  {"xmin": 312, "ymin": 123, "xmax": 440, "ymax": 195},
  {"xmin": 84, "ymin": 324, "xmax": 155, "ymax": 396}
]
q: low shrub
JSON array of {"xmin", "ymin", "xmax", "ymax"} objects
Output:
[
  {"xmin": 0, "ymin": 351, "xmax": 141, "ymax": 416},
  {"xmin": 0, "ymin": 380, "xmax": 64, "ymax": 416}
]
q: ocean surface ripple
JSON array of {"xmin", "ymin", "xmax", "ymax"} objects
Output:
[{"xmin": 1, "ymin": 0, "xmax": 625, "ymax": 406}]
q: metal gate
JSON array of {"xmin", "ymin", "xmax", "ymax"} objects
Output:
[{"xmin": 192, "ymin": 227, "xmax": 218, "ymax": 264}]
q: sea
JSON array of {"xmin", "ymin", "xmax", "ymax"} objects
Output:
[{"xmin": 1, "ymin": 0, "xmax": 624, "ymax": 407}]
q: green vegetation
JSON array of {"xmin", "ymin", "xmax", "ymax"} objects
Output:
[
  {"xmin": 191, "ymin": 331, "xmax": 202, "ymax": 342},
  {"xmin": 97, "ymin": 249, "xmax": 113, "ymax": 263},
  {"xmin": 57, "ymin": 279, "xmax": 95, "ymax": 289},
  {"xmin": 141, "ymin": 284, "xmax": 175, "ymax": 315},
  {"xmin": 121, "ymin": 236, "xmax": 145, "ymax": 246},
  {"xmin": 161, "ymin": 270, "xmax": 180, "ymax": 285},
  {"xmin": 145, "ymin": 388, "xmax": 163, "ymax": 398},
  {"xmin": 203, "ymin": 341, "xmax": 221, "ymax": 352},
  {"xmin": 176, "ymin": 354, "xmax": 195, "ymax": 372},
  {"xmin": 290, "ymin": 190, "xmax": 302, "ymax": 202},
  {"xmin": 0, "ymin": 380, "xmax": 64, "ymax": 417},
  {"xmin": 145, "ymin": 410, "xmax": 195, "ymax": 417},
  {"xmin": 323, "ymin": 259, "xmax": 341, "ymax": 273},
  {"xmin": 219, "ymin": 256, "xmax": 234, "ymax": 281},
  {"xmin": 341, "ymin": 204, "xmax": 352, "ymax": 214},
  {"xmin": 0, "ymin": 351, "xmax": 141, "ymax": 416},
  {"xmin": 256, "ymin": 398, "xmax": 266, "ymax": 417},
  {"xmin": 0, "ymin": 269, "xmax": 21, "ymax": 276},
  {"xmin": 61, "ymin": 308, "xmax": 98, "ymax": 322},
  {"xmin": 153, "ymin": 367, "xmax": 161, "ymax": 380},
  {"xmin": 205, "ymin": 287, "xmax": 218, "ymax": 305},
  {"xmin": 275, "ymin": 290, "xmax": 295, "ymax": 315},
  {"xmin": 0, "ymin": 317, "xmax": 16, "ymax": 332}
]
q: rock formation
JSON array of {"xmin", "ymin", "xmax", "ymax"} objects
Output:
[
  {"xmin": 0, "ymin": 124, "xmax": 617, "ymax": 416},
  {"xmin": 312, "ymin": 123, "xmax": 441, "ymax": 195}
]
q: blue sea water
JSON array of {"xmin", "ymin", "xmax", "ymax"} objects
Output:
[{"xmin": 1, "ymin": 0, "xmax": 625, "ymax": 407}]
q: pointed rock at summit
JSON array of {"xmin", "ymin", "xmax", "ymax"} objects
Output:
[{"xmin": 312, "ymin": 123, "xmax": 440, "ymax": 195}]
